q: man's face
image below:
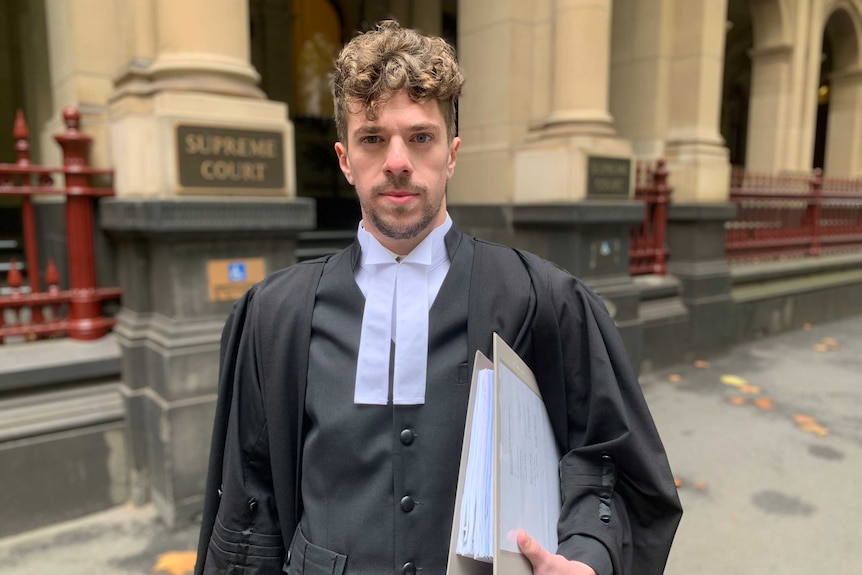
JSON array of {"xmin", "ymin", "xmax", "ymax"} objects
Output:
[{"xmin": 335, "ymin": 90, "xmax": 460, "ymax": 254}]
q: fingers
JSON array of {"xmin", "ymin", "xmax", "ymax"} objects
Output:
[
  {"xmin": 517, "ymin": 530, "xmax": 552, "ymax": 568},
  {"xmin": 516, "ymin": 532, "xmax": 598, "ymax": 575}
]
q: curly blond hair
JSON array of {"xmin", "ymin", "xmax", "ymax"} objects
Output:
[{"xmin": 331, "ymin": 20, "xmax": 463, "ymax": 144}]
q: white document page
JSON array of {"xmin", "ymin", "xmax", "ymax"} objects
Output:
[
  {"xmin": 456, "ymin": 368, "xmax": 494, "ymax": 561},
  {"xmin": 497, "ymin": 361, "xmax": 560, "ymax": 554}
]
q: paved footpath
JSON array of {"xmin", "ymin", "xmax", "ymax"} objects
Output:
[
  {"xmin": 0, "ymin": 317, "xmax": 860, "ymax": 574},
  {"xmin": 643, "ymin": 315, "xmax": 862, "ymax": 575}
]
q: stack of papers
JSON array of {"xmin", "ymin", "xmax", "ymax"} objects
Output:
[
  {"xmin": 448, "ymin": 335, "xmax": 561, "ymax": 575},
  {"xmin": 456, "ymin": 368, "xmax": 495, "ymax": 561}
]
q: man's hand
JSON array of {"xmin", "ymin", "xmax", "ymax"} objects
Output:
[{"xmin": 516, "ymin": 531, "xmax": 598, "ymax": 575}]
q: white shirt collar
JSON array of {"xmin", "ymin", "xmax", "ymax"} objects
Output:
[{"xmin": 357, "ymin": 214, "xmax": 452, "ymax": 269}]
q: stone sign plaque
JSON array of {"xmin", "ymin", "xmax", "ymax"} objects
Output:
[
  {"xmin": 207, "ymin": 258, "xmax": 266, "ymax": 302},
  {"xmin": 586, "ymin": 156, "xmax": 631, "ymax": 199},
  {"xmin": 177, "ymin": 125, "xmax": 285, "ymax": 192}
]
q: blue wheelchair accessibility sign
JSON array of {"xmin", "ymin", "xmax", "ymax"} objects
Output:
[{"xmin": 227, "ymin": 262, "xmax": 247, "ymax": 282}]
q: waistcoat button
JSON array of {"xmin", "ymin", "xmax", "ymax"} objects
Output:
[
  {"xmin": 400, "ymin": 495, "xmax": 415, "ymax": 512},
  {"xmin": 402, "ymin": 562, "xmax": 417, "ymax": 575},
  {"xmin": 400, "ymin": 428, "xmax": 415, "ymax": 445}
]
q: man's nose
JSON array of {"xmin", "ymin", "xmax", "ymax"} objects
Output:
[{"xmin": 383, "ymin": 139, "xmax": 412, "ymax": 176}]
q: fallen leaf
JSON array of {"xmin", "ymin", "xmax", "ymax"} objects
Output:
[
  {"xmin": 754, "ymin": 397, "xmax": 775, "ymax": 410},
  {"xmin": 738, "ymin": 384, "xmax": 762, "ymax": 395},
  {"xmin": 720, "ymin": 375, "xmax": 747, "ymax": 387},
  {"xmin": 728, "ymin": 396, "xmax": 747, "ymax": 406},
  {"xmin": 694, "ymin": 480, "xmax": 708, "ymax": 491},
  {"xmin": 694, "ymin": 360, "xmax": 710, "ymax": 369},
  {"xmin": 800, "ymin": 421, "xmax": 829, "ymax": 438},
  {"xmin": 803, "ymin": 323, "xmax": 813, "ymax": 330},
  {"xmin": 153, "ymin": 551, "xmax": 196, "ymax": 575},
  {"xmin": 673, "ymin": 477, "xmax": 683, "ymax": 488},
  {"xmin": 821, "ymin": 337, "xmax": 837, "ymax": 345},
  {"xmin": 792, "ymin": 414, "xmax": 829, "ymax": 438},
  {"xmin": 814, "ymin": 343, "xmax": 829, "ymax": 352},
  {"xmin": 668, "ymin": 374, "xmax": 683, "ymax": 383}
]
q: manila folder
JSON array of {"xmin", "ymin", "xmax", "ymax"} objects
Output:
[{"xmin": 447, "ymin": 334, "xmax": 561, "ymax": 575}]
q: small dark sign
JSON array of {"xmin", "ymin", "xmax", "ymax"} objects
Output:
[
  {"xmin": 586, "ymin": 156, "xmax": 631, "ymax": 199},
  {"xmin": 177, "ymin": 125, "xmax": 285, "ymax": 191}
]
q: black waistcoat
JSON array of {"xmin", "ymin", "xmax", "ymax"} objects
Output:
[{"xmin": 299, "ymin": 231, "xmax": 475, "ymax": 574}]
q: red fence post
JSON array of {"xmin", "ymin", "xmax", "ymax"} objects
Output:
[
  {"xmin": 14, "ymin": 112, "xmax": 45, "ymax": 315},
  {"xmin": 54, "ymin": 107, "xmax": 108, "ymax": 340},
  {"xmin": 652, "ymin": 159, "xmax": 670, "ymax": 275},
  {"xmin": 809, "ymin": 168, "xmax": 823, "ymax": 257}
]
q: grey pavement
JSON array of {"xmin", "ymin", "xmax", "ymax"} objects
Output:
[{"xmin": 1, "ymin": 316, "xmax": 860, "ymax": 574}]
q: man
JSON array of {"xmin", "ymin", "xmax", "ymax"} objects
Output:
[{"xmin": 196, "ymin": 20, "xmax": 681, "ymax": 575}]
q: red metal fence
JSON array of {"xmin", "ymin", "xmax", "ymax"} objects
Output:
[
  {"xmin": 0, "ymin": 107, "xmax": 120, "ymax": 342},
  {"xmin": 725, "ymin": 168, "xmax": 862, "ymax": 262},
  {"xmin": 629, "ymin": 158, "xmax": 671, "ymax": 275}
]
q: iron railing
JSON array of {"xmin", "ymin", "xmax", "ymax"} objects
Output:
[
  {"xmin": 0, "ymin": 108, "xmax": 120, "ymax": 342},
  {"xmin": 725, "ymin": 168, "xmax": 862, "ymax": 262}
]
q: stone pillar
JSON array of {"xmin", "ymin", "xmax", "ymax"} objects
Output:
[
  {"xmin": 545, "ymin": 0, "xmax": 615, "ymax": 136},
  {"xmin": 449, "ymin": 0, "xmax": 536, "ymax": 203},
  {"xmin": 148, "ymin": 0, "xmax": 262, "ymax": 98},
  {"xmin": 610, "ymin": 0, "xmax": 674, "ymax": 159},
  {"xmin": 664, "ymin": 0, "xmax": 730, "ymax": 203},
  {"xmin": 512, "ymin": 0, "xmax": 632, "ymax": 204},
  {"xmin": 106, "ymin": 0, "xmax": 309, "ymax": 527},
  {"xmin": 824, "ymin": 68, "xmax": 862, "ymax": 177},
  {"xmin": 451, "ymin": 0, "xmax": 643, "ymax": 367},
  {"xmin": 746, "ymin": 44, "xmax": 793, "ymax": 172},
  {"xmin": 41, "ymin": 0, "xmax": 118, "ymax": 167}
]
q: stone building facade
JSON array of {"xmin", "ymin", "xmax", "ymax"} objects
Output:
[{"xmin": 2, "ymin": 0, "xmax": 862, "ymax": 534}]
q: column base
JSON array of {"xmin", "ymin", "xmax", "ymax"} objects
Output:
[
  {"xmin": 514, "ymin": 134, "xmax": 633, "ymax": 203},
  {"xmin": 667, "ymin": 203, "xmax": 738, "ymax": 355},
  {"xmin": 110, "ymin": 91, "xmax": 296, "ymax": 198},
  {"xmin": 665, "ymin": 137, "xmax": 731, "ymax": 203},
  {"xmin": 102, "ymin": 197, "xmax": 315, "ymax": 526}
]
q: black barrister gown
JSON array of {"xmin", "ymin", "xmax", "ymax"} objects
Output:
[{"xmin": 195, "ymin": 228, "xmax": 682, "ymax": 575}]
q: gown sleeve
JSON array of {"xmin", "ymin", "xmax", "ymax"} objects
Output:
[
  {"xmin": 194, "ymin": 286, "xmax": 285, "ymax": 575},
  {"xmin": 524, "ymin": 254, "xmax": 683, "ymax": 575}
]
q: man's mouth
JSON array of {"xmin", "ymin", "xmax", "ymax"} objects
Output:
[{"xmin": 380, "ymin": 190, "xmax": 417, "ymax": 204}]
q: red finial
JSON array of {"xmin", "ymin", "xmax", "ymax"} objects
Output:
[
  {"xmin": 7, "ymin": 259, "xmax": 22, "ymax": 288},
  {"xmin": 45, "ymin": 259, "xmax": 60, "ymax": 289},
  {"xmin": 13, "ymin": 109, "xmax": 30, "ymax": 165},
  {"xmin": 62, "ymin": 107, "xmax": 81, "ymax": 132}
]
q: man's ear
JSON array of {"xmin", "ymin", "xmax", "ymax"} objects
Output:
[
  {"xmin": 446, "ymin": 136, "xmax": 460, "ymax": 179},
  {"xmin": 334, "ymin": 142, "xmax": 354, "ymax": 185}
]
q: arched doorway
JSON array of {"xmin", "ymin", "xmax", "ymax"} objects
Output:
[
  {"xmin": 721, "ymin": 0, "xmax": 793, "ymax": 173},
  {"xmin": 720, "ymin": 0, "xmax": 753, "ymax": 168},
  {"xmin": 815, "ymin": 5, "xmax": 862, "ymax": 177}
]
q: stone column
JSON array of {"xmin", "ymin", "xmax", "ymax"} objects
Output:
[
  {"xmin": 106, "ymin": 0, "xmax": 310, "ymax": 527},
  {"xmin": 544, "ymin": 0, "xmax": 615, "ymax": 136},
  {"xmin": 41, "ymin": 0, "xmax": 118, "ymax": 167},
  {"xmin": 148, "ymin": 0, "xmax": 262, "ymax": 98},
  {"xmin": 512, "ymin": 0, "xmax": 632, "ymax": 204},
  {"xmin": 746, "ymin": 44, "xmax": 793, "ymax": 172},
  {"xmin": 448, "ymin": 0, "xmax": 536, "ymax": 204},
  {"xmin": 609, "ymin": 0, "xmax": 674, "ymax": 159},
  {"xmin": 664, "ymin": 0, "xmax": 730, "ymax": 203},
  {"xmin": 452, "ymin": 0, "xmax": 643, "ymax": 368},
  {"xmin": 824, "ymin": 68, "xmax": 862, "ymax": 177}
]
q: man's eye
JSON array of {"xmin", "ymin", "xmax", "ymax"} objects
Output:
[
  {"xmin": 413, "ymin": 133, "xmax": 432, "ymax": 144},
  {"xmin": 360, "ymin": 136, "xmax": 381, "ymax": 144}
]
